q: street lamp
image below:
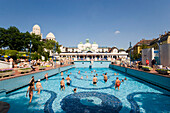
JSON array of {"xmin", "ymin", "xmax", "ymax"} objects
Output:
[
  {"xmin": 29, "ymin": 40, "xmax": 32, "ymax": 64},
  {"xmin": 157, "ymin": 37, "xmax": 161, "ymax": 65},
  {"xmin": 129, "ymin": 42, "xmax": 132, "ymax": 68},
  {"xmin": 53, "ymin": 43, "xmax": 57, "ymax": 68}
]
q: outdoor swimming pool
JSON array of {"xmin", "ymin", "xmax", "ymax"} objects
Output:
[{"xmin": 0, "ymin": 67, "xmax": 170, "ymax": 113}]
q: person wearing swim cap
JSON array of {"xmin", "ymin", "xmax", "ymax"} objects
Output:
[{"xmin": 36, "ymin": 79, "xmax": 43, "ymax": 94}]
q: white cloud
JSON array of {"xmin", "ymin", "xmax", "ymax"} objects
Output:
[{"xmin": 115, "ymin": 30, "xmax": 120, "ymax": 34}]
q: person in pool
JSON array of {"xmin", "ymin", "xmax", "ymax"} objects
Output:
[
  {"xmin": 26, "ymin": 81, "xmax": 35, "ymax": 103},
  {"xmin": 115, "ymin": 77, "xmax": 121, "ymax": 90},
  {"xmin": 66, "ymin": 75, "xmax": 71, "ymax": 86},
  {"xmin": 125, "ymin": 77, "xmax": 128, "ymax": 80},
  {"xmin": 36, "ymin": 79, "xmax": 43, "ymax": 94},
  {"xmin": 73, "ymin": 88, "xmax": 77, "ymax": 93},
  {"xmin": 96, "ymin": 74, "xmax": 98, "ymax": 76},
  {"xmin": 61, "ymin": 71, "xmax": 63, "ymax": 76},
  {"xmin": 93, "ymin": 75, "xmax": 98, "ymax": 85},
  {"xmin": 44, "ymin": 73, "xmax": 48, "ymax": 80},
  {"xmin": 60, "ymin": 78, "xmax": 65, "ymax": 91},
  {"xmin": 103, "ymin": 73, "xmax": 108, "ymax": 83},
  {"xmin": 78, "ymin": 70, "xmax": 80, "ymax": 74}
]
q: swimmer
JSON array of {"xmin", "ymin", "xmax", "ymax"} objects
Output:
[
  {"xmin": 86, "ymin": 75, "xmax": 88, "ymax": 78},
  {"xmin": 93, "ymin": 75, "xmax": 98, "ymax": 85},
  {"xmin": 44, "ymin": 73, "xmax": 48, "ymax": 80},
  {"xmin": 81, "ymin": 76, "xmax": 83, "ymax": 79},
  {"xmin": 114, "ymin": 73, "xmax": 116, "ymax": 75},
  {"xmin": 125, "ymin": 77, "xmax": 128, "ymax": 80},
  {"xmin": 60, "ymin": 78, "xmax": 65, "ymax": 91},
  {"xmin": 61, "ymin": 71, "xmax": 63, "ymax": 76},
  {"xmin": 121, "ymin": 79, "xmax": 124, "ymax": 82},
  {"xmin": 103, "ymin": 73, "xmax": 108, "ymax": 83},
  {"xmin": 96, "ymin": 74, "xmax": 98, "ymax": 76},
  {"xmin": 115, "ymin": 77, "xmax": 121, "ymax": 90},
  {"xmin": 94, "ymin": 70, "xmax": 96, "ymax": 72},
  {"xmin": 85, "ymin": 71, "xmax": 87, "ymax": 73},
  {"xmin": 66, "ymin": 75, "xmax": 71, "ymax": 86},
  {"xmin": 117, "ymin": 73, "xmax": 119, "ymax": 75},
  {"xmin": 91, "ymin": 71, "xmax": 93, "ymax": 73},
  {"xmin": 78, "ymin": 70, "xmax": 80, "ymax": 74},
  {"xmin": 73, "ymin": 88, "xmax": 77, "ymax": 93},
  {"xmin": 36, "ymin": 79, "xmax": 43, "ymax": 94},
  {"xmin": 70, "ymin": 72, "xmax": 72, "ymax": 75}
]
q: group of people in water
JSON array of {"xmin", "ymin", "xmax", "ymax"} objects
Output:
[
  {"xmin": 26, "ymin": 70, "xmax": 128, "ymax": 103},
  {"xmin": 26, "ymin": 76, "xmax": 43, "ymax": 103}
]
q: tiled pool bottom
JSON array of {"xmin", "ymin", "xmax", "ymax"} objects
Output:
[{"xmin": 0, "ymin": 68, "xmax": 170, "ymax": 113}]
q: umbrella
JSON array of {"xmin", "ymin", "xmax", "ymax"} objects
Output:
[
  {"xmin": 2, "ymin": 55, "xmax": 10, "ymax": 58},
  {"xmin": 22, "ymin": 54, "xmax": 29, "ymax": 57}
]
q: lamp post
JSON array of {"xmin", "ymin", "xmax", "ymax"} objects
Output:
[
  {"xmin": 157, "ymin": 37, "xmax": 161, "ymax": 65},
  {"xmin": 129, "ymin": 42, "xmax": 132, "ymax": 68},
  {"xmin": 53, "ymin": 43, "xmax": 57, "ymax": 68},
  {"xmin": 29, "ymin": 40, "xmax": 32, "ymax": 64}
]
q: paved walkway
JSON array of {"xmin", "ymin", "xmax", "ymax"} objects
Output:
[
  {"xmin": 0, "ymin": 64, "xmax": 73, "ymax": 81},
  {"xmin": 112, "ymin": 64, "xmax": 170, "ymax": 78}
]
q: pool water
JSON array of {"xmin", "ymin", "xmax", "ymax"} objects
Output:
[{"xmin": 0, "ymin": 68, "xmax": 170, "ymax": 113}]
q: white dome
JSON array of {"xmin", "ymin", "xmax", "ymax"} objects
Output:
[
  {"xmin": 78, "ymin": 42, "xmax": 84, "ymax": 50},
  {"xmin": 92, "ymin": 43, "xmax": 98, "ymax": 50},
  {"xmin": 33, "ymin": 24, "xmax": 40, "ymax": 29},
  {"xmin": 84, "ymin": 43, "xmax": 91, "ymax": 48},
  {"xmin": 46, "ymin": 32, "xmax": 55, "ymax": 40}
]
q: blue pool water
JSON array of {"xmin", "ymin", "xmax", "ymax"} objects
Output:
[{"xmin": 0, "ymin": 68, "xmax": 170, "ymax": 113}]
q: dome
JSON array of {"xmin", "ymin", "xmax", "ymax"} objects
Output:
[
  {"xmin": 33, "ymin": 24, "xmax": 40, "ymax": 30},
  {"xmin": 92, "ymin": 43, "xmax": 98, "ymax": 50},
  {"xmin": 46, "ymin": 32, "xmax": 55, "ymax": 40},
  {"xmin": 78, "ymin": 43, "xmax": 84, "ymax": 50}
]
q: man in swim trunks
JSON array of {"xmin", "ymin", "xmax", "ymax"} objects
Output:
[
  {"xmin": 115, "ymin": 77, "xmax": 121, "ymax": 90},
  {"xmin": 103, "ymin": 73, "xmax": 108, "ymax": 83},
  {"xmin": 66, "ymin": 75, "xmax": 71, "ymax": 86},
  {"xmin": 60, "ymin": 78, "xmax": 65, "ymax": 91},
  {"xmin": 93, "ymin": 75, "xmax": 98, "ymax": 85},
  {"xmin": 36, "ymin": 79, "xmax": 43, "ymax": 94}
]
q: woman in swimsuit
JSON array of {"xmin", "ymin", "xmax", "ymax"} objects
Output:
[{"xmin": 26, "ymin": 83, "xmax": 35, "ymax": 103}]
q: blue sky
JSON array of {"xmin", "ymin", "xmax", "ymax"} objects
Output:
[{"xmin": 0, "ymin": 0, "xmax": 170, "ymax": 49}]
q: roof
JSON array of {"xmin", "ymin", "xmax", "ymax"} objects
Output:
[
  {"xmin": 150, "ymin": 31, "xmax": 170, "ymax": 46},
  {"xmin": 33, "ymin": 24, "xmax": 40, "ymax": 29},
  {"xmin": 46, "ymin": 32, "xmax": 55, "ymax": 39},
  {"xmin": 133, "ymin": 39, "xmax": 154, "ymax": 48}
]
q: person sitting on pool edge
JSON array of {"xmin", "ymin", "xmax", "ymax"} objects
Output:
[
  {"xmin": 93, "ymin": 75, "xmax": 98, "ymax": 85},
  {"xmin": 115, "ymin": 77, "xmax": 121, "ymax": 90},
  {"xmin": 73, "ymin": 88, "xmax": 77, "ymax": 93},
  {"xmin": 66, "ymin": 75, "xmax": 71, "ymax": 86},
  {"xmin": 60, "ymin": 78, "xmax": 65, "ymax": 91}
]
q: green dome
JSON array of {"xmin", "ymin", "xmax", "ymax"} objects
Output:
[{"xmin": 86, "ymin": 39, "xmax": 89, "ymax": 43}]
